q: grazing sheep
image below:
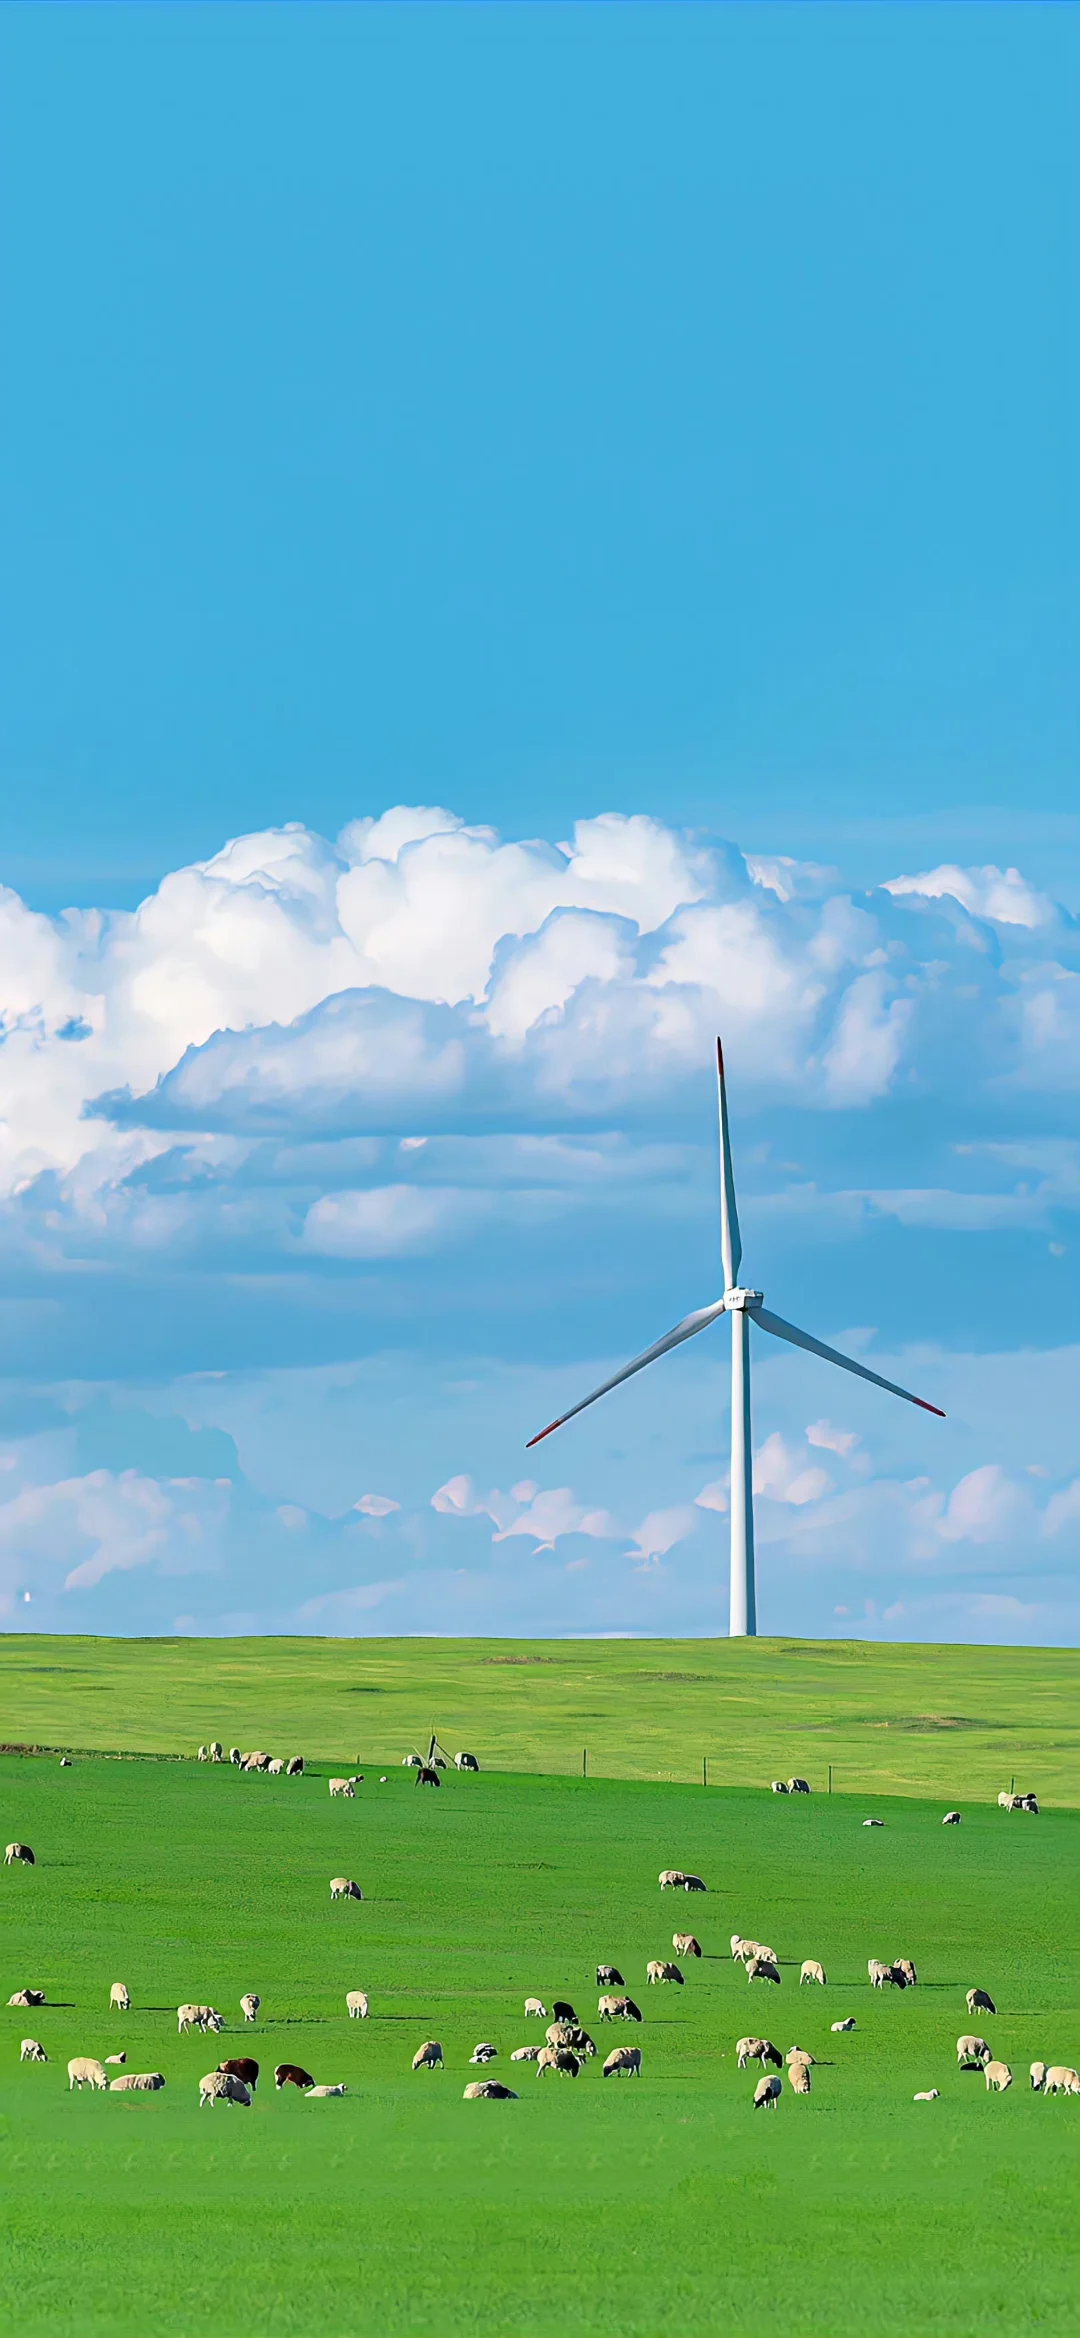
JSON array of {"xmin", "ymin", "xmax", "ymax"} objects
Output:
[
  {"xmin": 682, "ymin": 1875, "xmax": 706, "ymax": 1893},
  {"xmin": 524, "ymin": 1997, "xmax": 547, "ymax": 2018},
  {"xmin": 229, "ymin": 1747, "xmax": 242, "ymax": 1766},
  {"xmin": 197, "ymin": 1746, "xmax": 209, "ymax": 1762},
  {"xmin": 596, "ymin": 1965, "xmax": 624, "ymax": 1987},
  {"xmin": 59, "ymin": 1757, "xmax": 72, "ymax": 1767},
  {"xmin": 737, "ymin": 2038, "xmax": 781, "ymax": 2070},
  {"xmin": 68, "ymin": 2057, "xmax": 107, "ymax": 2091},
  {"xmin": 568, "ymin": 2029, "xmax": 596, "ymax": 2058},
  {"xmin": 800, "ymin": 1961, "xmax": 826, "ymax": 1987},
  {"xmin": 307, "ymin": 2083, "xmax": 348, "ymax": 2097},
  {"xmin": 267, "ymin": 1759, "xmax": 285, "ymax": 1775},
  {"xmin": 20, "ymin": 2039, "xmax": 47, "ymax": 2062},
  {"xmin": 275, "ymin": 2063, "xmax": 316, "ymax": 2089},
  {"xmin": 470, "ymin": 2044, "xmax": 499, "ymax": 2064},
  {"xmin": 753, "ymin": 2074, "xmax": 781, "ymax": 2110},
  {"xmin": 411, "ymin": 2041, "xmax": 443, "ymax": 2072},
  {"xmin": 771, "ymin": 1781, "xmax": 789, "ymax": 1794},
  {"xmin": 984, "ymin": 2061, "xmax": 1012, "ymax": 2092},
  {"xmin": 1021, "ymin": 1793, "xmax": 1040, "ymax": 1813},
  {"xmin": 511, "ymin": 2046, "xmax": 542, "ymax": 2062},
  {"xmin": 546, "ymin": 2021, "xmax": 577, "ymax": 2048},
  {"xmin": 464, "ymin": 2081, "xmax": 516, "ymax": 2099},
  {"xmin": 598, "ymin": 1995, "xmax": 643, "ymax": 2022},
  {"xmin": 243, "ymin": 1752, "xmax": 271, "ymax": 1772},
  {"xmin": 672, "ymin": 1934, "xmax": 702, "ymax": 1960},
  {"xmin": 603, "ymin": 2046, "xmax": 642, "ymax": 2078},
  {"xmin": 957, "ymin": 2035, "xmax": 993, "ymax": 2067},
  {"xmin": 746, "ymin": 1957, "xmax": 781, "ymax": 1987},
  {"xmin": 109, "ymin": 1983, "xmax": 130, "ymax": 2012},
  {"xmin": 787, "ymin": 1779, "xmax": 811, "ymax": 1794},
  {"xmin": 551, "ymin": 2000, "xmax": 577, "ymax": 2024},
  {"xmin": 1043, "ymin": 2066, "xmax": 1080, "ymax": 2095},
  {"xmin": 659, "ymin": 1870, "xmax": 686, "ymax": 1889},
  {"xmin": 785, "ymin": 2046, "xmax": 815, "ymax": 2065},
  {"xmin": 967, "ymin": 1988, "xmax": 996, "ymax": 2017},
  {"xmin": 209, "ymin": 1742, "xmax": 223, "ymax": 1762},
  {"xmin": 647, "ymin": 1960, "xmax": 684, "ymax": 1986},
  {"xmin": 110, "ymin": 2072, "xmax": 165, "ymax": 2092},
  {"xmin": 286, "ymin": 1756, "xmax": 304, "ymax": 1776},
  {"xmin": 894, "ymin": 1959, "xmax": 918, "ymax": 1988},
  {"xmin": 200, "ymin": 2071, "xmax": 250, "ymax": 2107},
  {"xmin": 177, "ymin": 2005, "xmax": 224, "ymax": 2036},
  {"xmin": 8, "ymin": 1990, "xmax": 45, "ymax": 2008},
  {"xmin": 455, "ymin": 1752, "xmax": 479, "ymax": 1771},
  {"xmin": 731, "ymin": 1935, "xmax": 746, "ymax": 1961},
  {"xmin": 868, "ymin": 1961, "xmax": 895, "ymax": 1990},
  {"xmin": 218, "ymin": 2058, "xmax": 258, "ymax": 2090},
  {"xmin": 537, "ymin": 2047, "xmax": 580, "ymax": 2078},
  {"xmin": 1030, "ymin": 2062, "xmax": 1046, "ymax": 2092},
  {"xmin": 914, "ymin": 2090, "xmax": 939, "ymax": 2101},
  {"xmin": 788, "ymin": 2058, "xmax": 811, "ymax": 2094},
  {"xmin": 739, "ymin": 1941, "xmax": 777, "ymax": 1966},
  {"xmin": 402, "ymin": 1754, "xmax": 422, "ymax": 1767},
  {"xmin": 240, "ymin": 1993, "xmax": 260, "ymax": 2023},
  {"xmin": 330, "ymin": 1877, "xmax": 363, "ymax": 1901},
  {"xmin": 4, "ymin": 1843, "xmax": 34, "ymax": 1866},
  {"xmin": 346, "ymin": 1991, "xmax": 369, "ymax": 2019},
  {"xmin": 328, "ymin": 1778, "xmax": 355, "ymax": 1799},
  {"xmin": 831, "ymin": 2019, "xmax": 857, "ymax": 2032},
  {"xmin": 942, "ymin": 1811, "xmax": 961, "ymax": 1825}
]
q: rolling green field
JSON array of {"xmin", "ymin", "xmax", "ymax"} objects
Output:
[
  {"xmin": 1, "ymin": 1720, "xmax": 1078, "ymax": 2337},
  {"xmin": 3, "ymin": 1633, "xmax": 1079, "ymax": 1803}
]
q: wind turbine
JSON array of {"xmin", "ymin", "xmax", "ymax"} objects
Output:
[{"xmin": 526, "ymin": 1040, "xmax": 944, "ymax": 1637}]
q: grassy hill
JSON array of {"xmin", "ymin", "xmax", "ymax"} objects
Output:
[
  {"xmin": 2, "ymin": 1744, "xmax": 1079, "ymax": 2337},
  {"xmin": 2, "ymin": 1633, "xmax": 1078, "ymax": 1803}
]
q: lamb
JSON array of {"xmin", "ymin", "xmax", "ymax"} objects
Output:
[
  {"xmin": 956, "ymin": 2035, "xmax": 993, "ymax": 2067},
  {"xmin": 659, "ymin": 1870, "xmax": 686, "ymax": 1889},
  {"xmin": 470, "ymin": 2044, "xmax": 499, "ymax": 2064},
  {"xmin": 967, "ymin": 1988, "xmax": 996, "ymax": 2017},
  {"xmin": 328, "ymin": 1778, "xmax": 355, "ymax": 1799},
  {"xmin": 672, "ymin": 1934, "xmax": 702, "ymax": 1959},
  {"xmin": 1030, "ymin": 2062, "xmax": 1046, "ymax": 2091},
  {"xmin": 598, "ymin": 1995, "xmax": 643, "ymax": 2022},
  {"xmin": 753, "ymin": 2074, "xmax": 781, "ymax": 2109},
  {"xmin": 914, "ymin": 2090, "xmax": 939, "ymax": 2101},
  {"xmin": 787, "ymin": 1778, "xmax": 811, "ymax": 1794},
  {"xmin": 524, "ymin": 1997, "xmax": 547, "ymax": 2018},
  {"xmin": 346, "ymin": 1991, "xmax": 369, "ymax": 2019},
  {"xmin": 20, "ymin": 2039, "xmax": 47, "ymax": 2062},
  {"xmin": 737, "ymin": 2038, "xmax": 781, "ymax": 2070},
  {"xmin": 646, "ymin": 1960, "xmax": 684, "ymax": 1985},
  {"xmin": 463, "ymin": 2081, "xmax": 516, "ymax": 2098},
  {"xmin": 831, "ymin": 2019, "xmax": 856, "ymax": 2032},
  {"xmin": 984, "ymin": 2061, "xmax": 1012, "ymax": 2092},
  {"xmin": 800, "ymin": 1961, "xmax": 826, "ymax": 1987},
  {"xmin": 286, "ymin": 1756, "xmax": 304, "ymax": 1775},
  {"xmin": 110, "ymin": 2072, "xmax": 165, "ymax": 2092},
  {"xmin": 104, "ymin": 2055, "xmax": 126, "ymax": 2066},
  {"xmin": 217, "ymin": 2058, "xmax": 259, "ymax": 2091},
  {"xmin": 8, "ymin": 1989, "xmax": 45, "ymax": 2008},
  {"xmin": 942, "ymin": 1811, "xmax": 961, "ymax": 1825},
  {"xmin": 603, "ymin": 2047, "xmax": 642, "ymax": 2077},
  {"xmin": 537, "ymin": 2047, "xmax": 580, "ymax": 2077},
  {"xmin": 1043, "ymin": 2066, "xmax": 1080, "ymax": 2095},
  {"xmin": 862, "ymin": 1817, "xmax": 884, "ymax": 1827},
  {"xmin": 307, "ymin": 2084, "xmax": 349, "ymax": 2097},
  {"xmin": 746, "ymin": 1957, "xmax": 781, "ymax": 1986},
  {"xmin": 240, "ymin": 1993, "xmax": 260, "ymax": 2022},
  {"xmin": 109, "ymin": 1983, "xmax": 130, "ymax": 2011},
  {"xmin": 68, "ymin": 2057, "xmax": 107, "ymax": 2091},
  {"xmin": 330, "ymin": 1877, "xmax": 363, "ymax": 1901},
  {"xmin": 275, "ymin": 2063, "xmax": 316, "ymax": 2089},
  {"xmin": 200, "ymin": 2071, "xmax": 250, "ymax": 2107},
  {"xmin": 596, "ymin": 1965, "xmax": 624, "ymax": 1987},
  {"xmin": 788, "ymin": 2057, "xmax": 812, "ymax": 2094},
  {"xmin": 4, "ymin": 1843, "xmax": 34, "ymax": 1866},
  {"xmin": 411, "ymin": 2041, "xmax": 443, "ymax": 2071}
]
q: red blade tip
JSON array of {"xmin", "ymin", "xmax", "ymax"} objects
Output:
[
  {"xmin": 525, "ymin": 1418, "xmax": 564, "ymax": 1449},
  {"xmin": 914, "ymin": 1398, "xmax": 946, "ymax": 1418}
]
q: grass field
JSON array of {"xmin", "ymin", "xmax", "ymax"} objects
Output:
[
  {"xmin": 3, "ymin": 1633, "xmax": 1079, "ymax": 1803},
  {"xmin": 1, "ymin": 1706, "xmax": 1078, "ymax": 2336}
]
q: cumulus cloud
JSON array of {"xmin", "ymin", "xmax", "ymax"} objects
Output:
[
  {"xmin": 753, "ymin": 1432, "xmax": 833, "ymax": 1507},
  {"xmin": 0, "ymin": 1466, "xmax": 230, "ymax": 1609}
]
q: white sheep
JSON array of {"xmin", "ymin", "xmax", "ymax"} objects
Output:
[
  {"xmin": 984, "ymin": 2061, "xmax": 1012, "ymax": 2092},
  {"xmin": 110, "ymin": 2072, "xmax": 165, "ymax": 2092},
  {"xmin": 524, "ymin": 1997, "xmax": 547, "ymax": 2018},
  {"xmin": 286, "ymin": 1756, "xmax": 304, "ymax": 1776},
  {"xmin": 658, "ymin": 1870, "xmax": 686, "ymax": 1889},
  {"xmin": 328, "ymin": 1778, "xmax": 355, "ymax": 1799},
  {"xmin": 209, "ymin": 1743, "xmax": 223, "ymax": 1762},
  {"xmin": 787, "ymin": 1778, "xmax": 811, "ymax": 1794},
  {"xmin": 330, "ymin": 1877, "xmax": 362, "ymax": 1901},
  {"xmin": 346, "ymin": 1990, "xmax": 369, "ymax": 2019},
  {"xmin": 510, "ymin": 2046, "xmax": 542, "ymax": 2062},
  {"xmin": 800, "ymin": 1960, "xmax": 826, "ymax": 1986},
  {"xmin": 753, "ymin": 2074, "xmax": 781, "ymax": 2109},
  {"xmin": 197, "ymin": 1746, "xmax": 209, "ymax": 1762},
  {"xmin": 109, "ymin": 1983, "xmax": 130, "ymax": 2012},
  {"xmin": 307, "ymin": 2083, "xmax": 349, "ymax": 2097},
  {"xmin": 1043, "ymin": 2066, "xmax": 1080, "ymax": 2095},
  {"xmin": 199, "ymin": 2071, "xmax": 250, "ymax": 2107},
  {"xmin": 537, "ymin": 2047, "xmax": 580, "ymax": 2077},
  {"xmin": 1030, "ymin": 2062, "xmax": 1046, "ymax": 2091},
  {"xmin": 942, "ymin": 1811, "xmax": 961, "ymax": 1825},
  {"xmin": 914, "ymin": 2090, "xmax": 939, "ymax": 2101},
  {"xmin": 771, "ymin": 1781, "xmax": 788, "ymax": 1794},
  {"xmin": 412, "ymin": 2041, "xmax": 443, "ymax": 2071},
  {"xmin": 470, "ymin": 2044, "xmax": 498, "ymax": 2065},
  {"xmin": 267, "ymin": 1759, "xmax": 285, "ymax": 1775},
  {"xmin": 68, "ymin": 2057, "xmax": 107, "ymax": 2091},
  {"xmin": 956, "ymin": 2035, "xmax": 992, "ymax": 2067},
  {"xmin": 240, "ymin": 1993, "xmax": 260, "ymax": 2022},
  {"xmin": 788, "ymin": 2057, "xmax": 811, "ymax": 2094},
  {"xmin": 646, "ymin": 1960, "xmax": 683, "ymax": 1985},
  {"xmin": 603, "ymin": 2047, "xmax": 641, "ymax": 2078},
  {"xmin": 746, "ymin": 1956, "xmax": 781, "ymax": 1986},
  {"xmin": 20, "ymin": 2039, "xmax": 47, "ymax": 2062},
  {"xmin": 831, "ymin": 2019, "xmax": 857, "ymax": 2032}
]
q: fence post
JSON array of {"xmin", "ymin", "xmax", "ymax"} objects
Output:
[
  {"xmin": 828, "ymin": 1763, "xmax": 833, "ymax": 1795},
  {"xmin": 583, "ymin": 1747, "xmax": 588, "ymax": 1779},
  {"xmin": 702, "ymin": 1756, "xmax": 708, "ymax": 1789}
]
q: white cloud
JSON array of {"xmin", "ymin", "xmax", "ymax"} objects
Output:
[
  {"xmin": 883, "ymin": 862, "xmax": 1058, "ymax": 929},
  {"xmin": 627, "ymin": 1505, "xmax": 699, "ymax": 1566},
  {"xmin": 932, "ymin": 1464, "xmax": 1034, "ymax": 1546},
  {"xmin": 806, "ymin": 1419, "xmax": 860, "ymax": 1455},
  {"xmin": 694, "ymin": 1478, "xmax": 729, "ymax": 1514},
  {"xmin": 753, "ymin": 1432, "xmax": 833, "ymax": 1507},
  {"xmin": 353, "ymin": 1493, "xmax": 401, "ymax": 1518},
  {"xmin": 0, "ymin": 1466, "xmax": 229, "ymax": 1607}
]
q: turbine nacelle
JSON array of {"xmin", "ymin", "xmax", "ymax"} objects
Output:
[{"xmin": 724, "ymin": 1287, "xmax": 763, "ymax": 1312}]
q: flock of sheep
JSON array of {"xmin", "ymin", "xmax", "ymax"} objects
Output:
[{"xmin": 6, "ymin": 1753, "xmax": 1072, "ymax": 2114}]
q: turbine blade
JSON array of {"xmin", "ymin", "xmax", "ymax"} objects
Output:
[
  {"xmin": 716, "ymin": 1039, "xmax": 742, "ymax": 1290},
  {"xmin": 526, "ymin": 1299, "xmax": 728, "ymax": 1447},
  {"xmin": 750, "ymin": 1306, "xmax": 945, "ymax": 1416}
]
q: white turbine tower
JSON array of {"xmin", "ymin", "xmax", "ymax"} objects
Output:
[{"xmin": 527, "ymin": 1039, "xmax": 945, "ymax": 1636}]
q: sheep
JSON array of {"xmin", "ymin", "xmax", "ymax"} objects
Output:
[
  {"xmin": 862, "ymin": 1818, "xmax": 884, "ymax": 1828},
  {"xmin": 1043, "ymin": 2067, "xmax": 1080, "ymax": 2095},
  {"xmin": 788, "ymin": 2057, "xmax": 812, "ymax": 2094},
  {"xmin": 20, "ymin": 2039, "xmax": 47, "ymax": 2062},
  {"xmin": 894, "ymin": 1959, "xmax": 918, "ymax": 1988},
  {"xmin": 647, "ymin": 1960, "xmax": 684, "ymax": 1986},
  {"xmin": 286, "ymin": 1756, "xmax": 304, "ymax": 1776},
  {"xmin": 411, "ymin": 2041, "xmax": 443, "ymax": 2072},
  {"xmin": 524, "ymin": 1997, "xmax": 547, "ymax": 2018},
  {"xmin": 984, "ymin": 2061, "xmax": 1012, "ymax": 2092},
  {"xmin": 942, "ymin": 1811, "xmax": 961, "ymax": 1825},
  {"xmin": 243, "ymin": 1752, "xmax": 271, "ymax": 1771},
  {"xmin": 402, "ymin": 1754, "xmax": 422, "ymax": 1767},
  {"xmin": 229, "ymin": 1747, "xmax": 242, "ymax": 1766},
  {"xmin": 596, "ymin": 1965, "xmax": 624, "ymax": 1987},
  {"xmin": 997, "ymin": 1791, "xmax": 1021, "ymax": 1810},
  {"xmin": 659, "ymin": 1870, "xmax": 686, "ymax": 1889},
  {"xmin": 8, "ymin": 1989, "xmax": 45, "ymax": 2008},
  {"xmin": 330, "ymin": 1877, "xmax": 363, "ymax": 1901},
  {"xmin": 771, "ymin": 1782, "xmax": 788, "ymax": 1794},
  {"xmin": 598, "ymin": 1995, "xmax": 642, "ymax": 2022},
  {"xmin": 511, "ymin": 2046, "xmax": 542, "ymax": 2062},
  {"xmin": 736, "ymin": 2038, "xmax": 781, "ymax": 2070},
  {"xmin": 868, "ymin": 1960, "xmax": 896, "ymax": 1990},
  {"xmin": 197, "ymin": 1746, "xmax": 209, "ymax": 1762},
  {"xmin": 109, "ymin": 1983, "xmax": 130, "ymax": 2012},
  {"xmin": 1021, "ymin": 1793, "xmax": 1040, "ymax": 1813},
  {"xmin": 463, "ymin": 2081, "xmax": 516, "ymax": 2099},
  {"xmin": 551, "ymin": 1999, "xmax": 577, "ymax": 2024},
  {"xmin": 217, "ymin": 2057, "xmax": 259, "ymax": 2091},
  {"xmin": 753, "ymin": 2074, "xmax": 781, "ymax": 2109},
  {"xmin": 956, "ymin": 2035, "xmax": 993, "ymax": 2067},
  {"xmin": 731, "ymin": 1934, "xmax": 747, "ymax": 1961},
  {"xmin": 914, "ymin": 2090, "xmax": 939, "ymax": 2101},
  {"xmin": 455, "ymin": 1752, "xmax": 479, "ymax": 1771},
  {"xmin": 1030, "ymin": 2062, "xmax": 1046, "ymax": 2092},
  {"xmin": 177, "ymin": 2005, "xmax": 223, "ymax": 2035},
  {"xmin": 267, "ymin": 1759, "xmax": 285, "ymax": 1775},
  {"xmin": 672, "ymin": 1934, "xmax": 702, "ymax": 1960},
  {"xmin": 4, "ymin": 1843, "xmax": 34, "ymax": 1866},
  {"xmin": 740, "ymin": 1941, "xmax": 778, "ymax": 1966},
  {"xmin": 967, "ymin": 1988, "xmax": 996, "ymax": 2018},
  {"xmin": 800, "ymin": 1960, "xmax": 826, "ymax": 1987},
  {"xmin": 603, "ymin": 2047, "xmax": 642, "ymax": 2078},
  {"xmin": 328, "ymin": 1778, "xmax": 355, "ymax": 1799},
  {"xmin": 346, "ymin": 1991, "xmax": 369, "ymax": 2019},
  {"xmin": 209, "ymin": 1742, "xmax": 223, "ymax": 1762},
  {"xmin": 470, "ymin": 2044, "xmax": 499, "ymax": 2064},
  {"xmin": 831, "ymin": 2019, "xmax": 857, "ymax": 2032},
  {"xmin": 240, "ymin": 1993, "xmax": 260, "ymax": 2023},
  {"xmin": 787, "ymin": 1778, "xmax": 811, "ymax": 1794},
  {"xmin": 307, "ymin": 2083, "xmax": 349, "ymax": 2097},
  {"xmin": 682, "ymin": 1875, "xmax": 707, "ymax": 1893},
  {"xmin": 104, "ymin": 2055, "xmax": 126, "ymax": 2066},
  {"xmin": 200, "ymin": 2071, "xmax": 250, "ymax": 2107},
  {"xmin": 59, "ymin": 1757, "xmax": 72, "ymax": 1767},
  {"xmin": 275, "ymin": 2063, "xmax": 316, "ymax": 2089},
  {"xmin": 68, "ymin": 2057, "xmax": 107, "ymax": 2091},
  {"xmin": 568, "ymin": 2029, "xmax": 596, "ymax": 2058},
  {"xmin": 546, "ymin": 2021, "xmax": 577, "ymax": 2048},
  {"xmin": 746, "ymin": 1957, "xmax": 781, "ymax": 1986},
  {"xmin": 537, "ymin": 2047, "xmax": 580, "ymax": 2077},
  {"xmin": 110, "ymin": 2072, "xmax": 165, "ymax": 2092}
]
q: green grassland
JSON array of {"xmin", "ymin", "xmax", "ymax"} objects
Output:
[
  {"xmin": 3, "ymin": 1634, "xmax": 1079, "ymax": 1803},
  {"xmin": 1, "ymin": 1727, "xmax": 1078, "ymax": 2337}
]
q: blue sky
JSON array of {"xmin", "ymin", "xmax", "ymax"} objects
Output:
[{"xmin": 0, "ymin": 5, "xmax": 1076, "ymax": 1642}]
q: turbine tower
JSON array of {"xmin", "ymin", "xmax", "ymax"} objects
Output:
[{"xmin": 527, "ymin": 1040, "xmax": 944, "ymax": 1636}]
